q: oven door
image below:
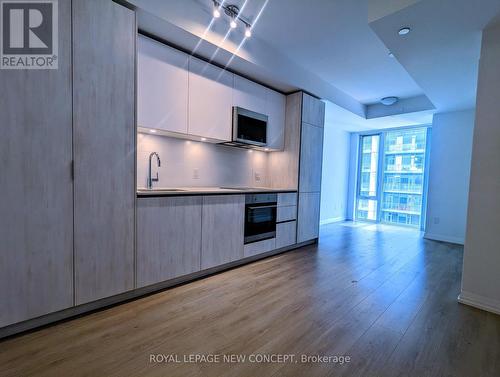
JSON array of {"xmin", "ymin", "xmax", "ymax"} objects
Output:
[{"xmin": 244, "ymin": 202, "xmax": 277, "ymax": 244}]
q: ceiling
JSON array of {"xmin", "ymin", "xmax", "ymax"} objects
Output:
[
  {"xmin": 370, "ymin": 0, "xmax": 500, "ymax": 113},
  {"xmin": 127, "ymin": 0, "xmax": 500, "ymax": 121},
  {"xmin": 253, "ymin": 0, "xmax": 423, "ymax": 104}
]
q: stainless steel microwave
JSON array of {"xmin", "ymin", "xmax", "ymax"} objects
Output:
[{"xmin": 232, "ymin": 107, "xmax": 268, "ymax": 147}]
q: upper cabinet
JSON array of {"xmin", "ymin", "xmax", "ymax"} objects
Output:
[
  {"xmin": 137, "ymin": 36, "xmax": 188, "ymax": 134},
  {"xmin": 233, "ymin": 75, "xmax": 285, "ymax": 150},
  {"xmin": 188, "ymin": 57, "xmax": 233, "ymax": 142},
  {"xmin": 137, "ymin": 37, "xmax": 285, "ymax": 150},
  {"xmin": 233, "ymin": 75, "xmax": 268, "ymax": 113},
  {"xmin": 302, "ymin": 93, "xmax": 325, "ymax": 127}
]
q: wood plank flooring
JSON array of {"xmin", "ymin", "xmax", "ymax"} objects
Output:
[{"xmin": 1, "ymin": 222, "xmax": 499, "ymax": 377}]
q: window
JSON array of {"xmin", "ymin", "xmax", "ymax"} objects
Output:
[
  {"xmin": 355, "ymin": 127, "xmax": 429, "ymax": 228},
  {"xmin": 356, "ymin": 135, "xmax": 380, "ymax": 221}
]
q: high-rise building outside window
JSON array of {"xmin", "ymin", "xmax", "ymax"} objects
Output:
[{"xmin": 356, "ymin": 127, "xmax": 430, "ymax": 228}]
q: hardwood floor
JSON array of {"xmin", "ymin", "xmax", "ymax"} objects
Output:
[{"xmin": 1, "ymin": 222, "xmax": 499, "ymax": 377}]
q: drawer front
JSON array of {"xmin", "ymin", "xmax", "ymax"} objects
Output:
[
  {"xmin": 277, "ymin": 205, "xmax": 297, "ymax": 222},
  {"xmin": 244, "ymin": 238, "xmax": 276, "ymax": 258},
  {"xmin": 276, "ymin": 221, "xmax": 296, "ymax": 249},
  {"xmin": 278, "ymin": 192, "xmax": 297, "ymax": 206}
]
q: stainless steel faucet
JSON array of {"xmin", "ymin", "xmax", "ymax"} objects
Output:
[{"xmin": 147, "ymin": 152, "xmax": 161, "ymax": 189}]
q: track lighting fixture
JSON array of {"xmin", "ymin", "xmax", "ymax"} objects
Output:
[
  {"xmin": 211, "ymin": 1, "xmax": 253, "ymax": 36},
  {"xmin": 212, "ymin": 2, "xmax": 221, "ymax": 18},
  {"xmin": 245, "ymin": 25, "xmax": 252, "ymax": 38}
]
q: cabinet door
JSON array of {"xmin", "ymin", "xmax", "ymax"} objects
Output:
[
  {"xmin": 73, "ymin": 0, "xmax": 136, "ymax": 305},
  {"xmin": 137, "ymin": 197, "xmax": 202, "ymax": 287},
  {"xmin": 0, "ymin": 0, "xmax": 73, "ymax": 327},
  {"xmin": 299, "ymin": 123, "xmax": 324, "ymax": 192},
  {"xmin": 277, "ymin": 206, "xmax": 297, "ymax": 222},
  {"xmin": 188, "ymin": 57, "xmax": 233, "ymax": 141},
  {"xmin": 267, "ymin": 89, "xmax": 286, "ymax": 150},
  {"xmin": 201, "ymin": 195, "xmax": 245, "ymax": 269},
  {"xmin": 233, "ymin": 75, "xmax": 268, "ymax": 114},
  {"xmin": 297, "ymin": 192, "xmax": 321, "ymax": 243},
  {"xmin": 302, "ymin": 93, "xmax": 325, "ymax": 127},
  {"xmin": 244, "ymin": 238, "xmax": 276, "ymax": 258},
  {"xmin": 138, "ymin": 35, "xmax": 188, "ymax": 134},
  {"xmin": 276, "ymin": 221, "xmax": 297, "ymax": 249}
]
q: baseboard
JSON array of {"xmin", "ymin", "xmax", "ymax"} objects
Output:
[
  {"xmin": 424, "ymin": 232, "xmax": 464, "ymax": 245},
  {"xmin": 458, "ymin": 291, "xmax": 500, "ymax": 316},
  {"xmin": 320, "ymin": 217, "xmax": 345, "ymax": 225}
]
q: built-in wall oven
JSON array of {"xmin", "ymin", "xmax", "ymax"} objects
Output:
[{"xmin": 244, "ymin": 194, "xmax": 277, "ymax": 244}]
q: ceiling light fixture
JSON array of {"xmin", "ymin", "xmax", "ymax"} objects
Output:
[
  {"xmin": 388, "ymin": 52, "xmax": 394, "ymax": 58},
  {"xmin": 149, "ymin": 129, "xmax": 157, "ymax": 133},
  {"xmin": 381, "ymin": 96, "xmax": 399, "ymax": 106},
  {"xmin": 398, "ymin": 27, "xmax": 411, "ymax": 36},
  {"xmin": 211, "ymin": 1, "xmax": 253, "ymax": 36}
]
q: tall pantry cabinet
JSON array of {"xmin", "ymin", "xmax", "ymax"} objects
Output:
[{"xmin": 0, "ymin": 0, "xmax": 136, "ymax": 329}]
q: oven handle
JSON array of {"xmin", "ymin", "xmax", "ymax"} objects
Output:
[{"xmin": 247, "ymin": 204, "xmax": 277, "ymax": 210}]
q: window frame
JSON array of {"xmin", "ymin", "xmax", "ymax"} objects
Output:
[{"xmin": 355, "ymin": 126, "xmax": 432, "ymax": 229}]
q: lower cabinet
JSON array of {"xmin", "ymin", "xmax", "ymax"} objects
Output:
[
  {"xmin": 244, "ymin": 238, "xmax": 276, "ymax": 258},
  {"xmin": 201, "ymin": 195, "xmax": 245, "ymax": 269},
  {"xmin": 137, "ymin": 197, "xmax": 202, "ymax": 288},
  {"xmin": 297, "ymin": 192, "xmax": 321, "ymax": 243},
  {"xmin": 276, "ymin": 221, "xmax": 297, "ymax": 249}
]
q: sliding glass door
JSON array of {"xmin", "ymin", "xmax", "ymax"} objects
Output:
[{"xmin": 356, "ymin": 127, "xmax": 430, "ymax": 228}]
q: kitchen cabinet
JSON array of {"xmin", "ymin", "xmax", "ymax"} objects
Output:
[
  {"xmin": 267, "ymin": 89, "xmax": 286, "ymax": 150},
  {"xmin": 201, "ymin": 195, "xmax": 245, "ymax": 269},
  {"xmin": 276, "ymin": 221, "xmax": 297, "ymax": 249},
  {"xmin": 233, "ymin": 75, "xmax": 285, "ymax": 151},
  {"xmin": 297, "ymin": 192, "xmax": 321, "ymax": 242},
  {"xmin": 302, "ymin": 92, "xmax": 325, "ymax": 128},
  {"xmin": 277, "ymin": 206, "xmax": 297, "ymax": 222},
  {"xmin": 0, "ymin": 0, "xmax": 73, "ymax": 328},
  {"xmin": 299, "ymin": 122, "xmax": 324, "ymax": 193},
  {"xmin": 73, "ymin": 0, "xmax": 136, "ymax": 305},
  {"xmin": 297, "ymin": 93, "xmax": 325, "ymax": 243},
  {"xmin": 233, "ymin": 75, "xmax": 268, "ymax": 114},
  {"xmin": 188, "ymin": 57, "xmax": 233, "ymax": 141},
  {"xmin": 278, "ymin": 193, "xmax": 298, "ymax": 207},
  {"xmin": 244, "ymin": 238, "xmax": 276, "ymax": 258},
  {"xmin": 137, "ymin": 197, "xmax": 202, "ymax": 287},
  {"xmin": 138, "ymin": 35, "xmax": 188, "ymax": 134}
]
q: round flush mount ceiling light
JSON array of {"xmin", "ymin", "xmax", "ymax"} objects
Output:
[
  {"xmin": 398, "ymin": 27, "xmax": 411, "ymax": 36},
  {"xmin": 381, "ymin": 96, "xmax": 399, "ymax": 106}
]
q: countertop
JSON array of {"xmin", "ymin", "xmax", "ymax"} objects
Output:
[{"xmin": 137, "ymin": 186, "xmax": 297, "ymax": 197}]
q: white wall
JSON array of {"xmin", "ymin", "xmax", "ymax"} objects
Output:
[
  {"xmin": 459, "ymin": 21, "xmax": 500, "ymax": 315},
  {"xmin": 320, "ymin": 118, "xmax": 351, "ymax": 225},
  {"xmin": 424, "ymin": 109, "xmax": 475, "ymax": 244},
  {"xmin": 137, "ymin": 133, "xmax": 269, "ymax": 188}
]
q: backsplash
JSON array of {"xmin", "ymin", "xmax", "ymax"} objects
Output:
[{"xmin": 137, "ymin": 133, "xmax": 269, "ymax": 188}]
